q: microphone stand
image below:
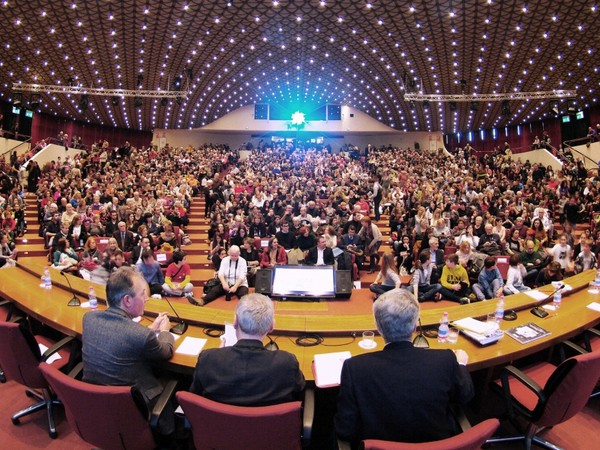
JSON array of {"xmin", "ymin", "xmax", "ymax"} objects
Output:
[
  {"xmin": 60, "ymin": 270, "xmax": 81, "ymax": 307},
  {"xmin": 412, "ymin": 318, "xmax": 429, "ymax": 348},
  {"xmin": 162, "ymin": 296, "xmax": 188, "ymax": 335},
  {"xmin": 530, "ymin": 283, "xmax": 564, "ymax": 318}
]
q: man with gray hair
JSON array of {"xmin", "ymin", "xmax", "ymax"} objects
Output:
[
  {"xmin": 335, "ymin": 289, "xmax": 473, "ymax": 447},
  {"xmin": 189, "ymin": 293, "xmax": 305, "ymax": 405},
  {"xmin": 201, "ymin": 245, "xmax": 249, "ymax": 304}
]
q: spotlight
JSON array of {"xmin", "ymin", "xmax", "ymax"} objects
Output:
[
  {"xmin": 160, "ymin": 97, "xmax": 168, "ymax": 106},
  {"xmin": 549, "ymin": 100, "xmax": 560, "ymax": 117},
  {"xmin": 172, "ymin": 76, "xmax": 182, "ymax": 91},
  {"xmin": 78, "ymin": 94, "xmax": 89, "ymax": 111},
  {"xmin": 111, "ymin": 96, "xmax": 120, "ymax": 106},
  {"xmin": 134, "ymin": 97, "xmax": 143, "ymax": 108},
  {"xmin": 449, "ymin": 101, "xmax": 457, "ymax": 111},
  {"xmin": 501, "ymin": 100, "xmax": 511, "ymax": 116},
  {"xmin": 567, "ymin": 99, "xmax": 576, "ymax": 114},
  {"xmin": 30, "ymin": 93, "xmax": 41, "ymax": 109},
  {"xmin": 13, "ymin": 92, "xmax": 23, "ymax": 106},
  {"xmin": 470, "ymin": 101, "xmax": 479, "ymax": 111}
]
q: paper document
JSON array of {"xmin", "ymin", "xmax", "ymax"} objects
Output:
[
  {"xmin": 452, "ymin": 317, "xmax": 494, "ymax": 335},
  {"xmin": 38, "ymin": 343, "xmax": 62, "ymax": 365},
  {"xmin": 223, "ymin": 322, "xmax": 238, "ymax": 347},
  {"xmin": 523, "ymin": 290, "xmax": 548, "ymax": 301},
  {"xmin": 312, "ymin": 351, "xmax": 352, "ymax": 388},
  {"xmin": 176, "ymin": 337, "xmax": 207, "ymax": 356},
  {"xmin": 587, "ymin": 302, "xmax": 600, "ymax": 312}
]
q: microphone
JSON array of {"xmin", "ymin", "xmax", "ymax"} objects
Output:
[
  {"xmin": 162, "ymin": 296, "xmax": 188, "ymax": 335},
  {"xmin": 60, "ymin": 270, "xmax": 81, "ymax": 307},
  {"xmin": 531, "ymin": 282, "xmax": 564, "ymax": 318},
  {"xmin": 264, "ymin": 335, "xmax": 279, "ymax": 351},
  {"xmin": 412, "ymin": 318, "xmax": 430, "ymax": 348}
]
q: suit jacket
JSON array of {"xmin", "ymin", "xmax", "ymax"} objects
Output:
[
  {"xmin": 114, "ymin": 230, "xmax": 135, "ymax": 252},
  {"xmin": 335, "ymin": 341, "xmax": 474, "ymax": 447},
  {"xmin": 190, "ymin": 339, "xmax": 305, "ymax": 406},
  {"xmin": 82, "ymin": 307, "xmax": 174, "ymax": 403},
  {"xmin": 305, "ymin": 246, "xmax": 335, "ymax": 265},
  {"xmin": 338, "ymin": 233, "xmax": 364, "ymax": 254}
]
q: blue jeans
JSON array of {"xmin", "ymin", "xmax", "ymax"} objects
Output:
[
  {"xmin": 369, "ymin": 283, "xmax": 395, "ymax": 297},
  {"xmin": 472, "ymin": 279, "xmax": 503, "ymax": 301},
  {"xmin": 415, "ymin": 283, "xmax": 442, "ymax": 302}
]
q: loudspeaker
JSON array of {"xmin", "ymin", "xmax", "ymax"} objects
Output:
[
  {"xmin": 414, "ymin": 142, "xmax": 420, "ymax": 150},
  {"xmin": 335, "ymin": 270, "xmax": 353, "ymax": 298},
  {"xmin": 254, "ymin": 269, "xmax": 273, "ymax": 295}
]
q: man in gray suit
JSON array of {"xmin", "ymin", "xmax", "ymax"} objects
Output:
[{"xmin": 82, "ymin": 267, "xmax": 175, "ymax": 433}]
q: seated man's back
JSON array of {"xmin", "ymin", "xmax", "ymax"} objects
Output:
[
  {"xmin": 189, "ymin": 293, "xmax": 305, "ymax": 406},
  {"xmin": 335, "ymin": 288, "xmax": 473, "ymax": 446}
]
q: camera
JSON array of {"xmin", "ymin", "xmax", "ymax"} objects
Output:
[{"xmin": 225, "ymin": 292, "xmax": 232, "ymax": 301}]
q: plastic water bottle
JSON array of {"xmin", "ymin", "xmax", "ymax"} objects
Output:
[
  {"xmin": 88, "ymin": 286, "xmax": 98, "ymax": 310},
  {"xmin": 438, "ymin": 312, "xmax": 449, "ymax": 343},
  {"xmin": 553, "ymin": 289, "xmax": 562, "ymax": 310},
  {"xmin": 495, "ymin": 295, "xmax": 505, "ymax": 323},
  {"xmin": 42, "ymin": 267, "xmax": 52, "ymax": 289},
  {"xmin": 594, "ymin": 269, "xmax": 600, "ymax": 289}
]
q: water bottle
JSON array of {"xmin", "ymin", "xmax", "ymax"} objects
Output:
[
  {"xmin": 595, "ymin": 269, "xmax": 600, "ymax": 289},
  {"xmin": 553, "ymin": 289, "xmax": 562, "ymax": 310},
  {"xmin": 438, "ymin": 312, "xmax": 449, "ymax": 343},
  {"xmin": 43, "ymin": 267, "xmax": 52, "ymax": 289},
  {"xmin": 495, "ymin": 295, "xmax": 505, "ymax": 323},
  {"xmin": 88, "ymin": 286, "xmax": 98, "ymax": 310}
]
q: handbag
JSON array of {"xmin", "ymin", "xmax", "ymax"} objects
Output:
[{"xmin": 203, "ymin": 278, "xmax": 221, "ymax": 294}]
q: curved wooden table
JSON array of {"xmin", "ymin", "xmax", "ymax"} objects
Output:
[{"xmin": 2, "ymin": 261, "xmax": 600, "ymax": 377}]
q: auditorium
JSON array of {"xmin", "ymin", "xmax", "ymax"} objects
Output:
[{"xmin": 1, "ymin": 1, "xmax": 600, "ymax": 449}]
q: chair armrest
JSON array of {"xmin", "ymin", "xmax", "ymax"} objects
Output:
[
  {"xmin": 584, "ymin": 328, "xmax": 600, "ymax": 352},
  {"xmin": 450, "ymin": 403, "xmax": 471, "ymax": 432},
  {"xmin": 336, "ymin": 439, "xmax": 351, "ymax": 450},
  {"xmin": 500, "ymin": 365, "xmax": 547, "ymax": 416},
  {"xmin": 149, "ymin": 379, "xmax": 178, "ymax": 429},
  {"xmin": 40, "ymin": 336, "xmax": 76, "ymax": 363},
  {"xmin": 302, "ymin": 387, "xmax": 315, "ymax": 447},
  {"xmin": 562, "ymin": 340, "xmax": 588, "ymax": 356},
  {"xmin": 68, "ymin": 361, "xmax": 84, "ymax": 379}
]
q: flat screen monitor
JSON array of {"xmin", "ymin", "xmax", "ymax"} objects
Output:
[
  {"xmin": 271, "ymin": 265, "xmax": 336, "ymax": 298},
  {"xmin": 25, "ymin": 109, "xmax": 33, "ymax": 118},
  {"xmin": 12, "ymin": 106, "xmax": 20, "ymax": 114}
]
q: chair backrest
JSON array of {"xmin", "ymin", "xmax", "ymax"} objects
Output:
[
  {"xmin": 0, "ymin": 321, "xmax": 47, "ymax": 388},
  {"xmin": 177, "ymin": 391, "xmax": 302, "ymax": 450},
  {"xmin": 40, "ymin": 363, "xmax": 155, "ymax": 450},
  {"xmin": 494, "ymin": 255, "xmax": 510, "ymax": 280},
  {"xmin": 360, "ymin": 418, "xmax": 500, "ymax": 450},
  {"xmin": 537, "ymin": 350, "xmax": 600, "ymax": 427}
]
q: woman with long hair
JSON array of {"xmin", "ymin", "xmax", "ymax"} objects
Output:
[
  {"xmin": 260, "ymin": 236, "xmax": 287, "ymax": 268},
  {"xmin": 410, "ymin": 249, "xmax": 443, "ymax": 302},
  {"xmin": 369, "ymin": 252, "xmax": 400, "ymax": 299}
]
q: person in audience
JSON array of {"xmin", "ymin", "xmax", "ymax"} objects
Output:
[
  {"xmin": 410, "ymin": 249, "xmax": 443, "ymax": 302},
  {"xmin": 335, "ymin": 288, "xmax": 473, "ymax": 447},
  {"xmin": 53, "ymin": 237, "xmax": 79, "ymax": 274},
  {"xmin": 439, "ymin": 253, "xmax": 472, "ymax": 304},
  {"xmin": 535, "ymin": 261, "xmax": 564, "ymax": 287},
  {"xmin": 520, "ymin": 239, "xmax": 546, "ymax": 285},
  {"xmin": 275, "ymin": 221, "xmax": 296, "ymax": 250},
  {"xmin": 0, "ymin": 232, "xmax": 17, "ymax": 268},
  {"xmin": 162, "ymin": 250, "xmax": 196, "ymax": 300},
  {"xmin": 339, "ymin": 225, "xmax": 365, "ymax": 270},
  {"xmin": 80, "ymin": 236, "xmax": 101, "ymax": 271},
  {"xmin": 135, "ymin": 249, "xmax": 165, "ymax": 296},
  {"xmin": 546, "ymin": 233, "xmax": 573, "ymax": 274},
  {"xmin": 113, "ymin": 221, "xmax": 135, "ymax": 252},
  {"xmin": 82, "ymin": 267, "xmax": 175, "ymax": 436},
  {"xmin": 295, "ymin": 226, "xmax": 316, "ymax": 252},
  {"xmin": 240, "ymin": 237, "xmax": 260, "ymax": 286},
  {"xmin": 504, "ymin": 254, "xmax": 531, "ymax": 294},
  {"xmin": 358, "ymin": 216, "xmax": 383, "ymax": 273},
  {"xmin": 131, "ymin": 236, "xmax": 151, "ymax": 265},
  {"xmin": 260, "ymin": 236, "xmax": 287, "ymax": 268},
  {"xmin": 189, "ymin": 293, "xmax": 305, "ymax": 405},
  {"xmin": 202, "ymin": 245, "xmax": 248, "ymax": 305},
  {"xmin": 305, "ymin": 236, "xmax": 335, "ymax": 266},
  {"xmin": 211, "ymin": 247, "xmax": 228, "ymax": 272},
  {"xmin": 472, "ymin": 256, "xmax": 505, "ymax": 301},
  {"xmin": 369, "ymin": 252, "xmax": 401, "ymax": 299},
  {"xmin": 574, "ymin": 239, "xmax": 597, "ymax": 274}
]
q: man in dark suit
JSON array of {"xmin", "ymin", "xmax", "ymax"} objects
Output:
[
  {"xmin": 190, "ymin": 293, "xmax": 305, "ymax": 405},
  {"xmin": 335, "ymin": 288, "xmax": 474, "ymax": 447},
  {"xmin": 305, "ymin": 236, "xmax": 335, "ymax": 266},
  {"xmin": 428, "ymin": 237, "xmax": 446, "ymax": 284},
  {"xmin": 113, "ymin": 221, "xmax": 135, "ymax": 252},
  {"xmin": 130, "ymin": 236, "xmax": 151, "ymax": 265},
  {"xmin": 82, "ymin": 267, "xmax": 175, "ymax": 433}
]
